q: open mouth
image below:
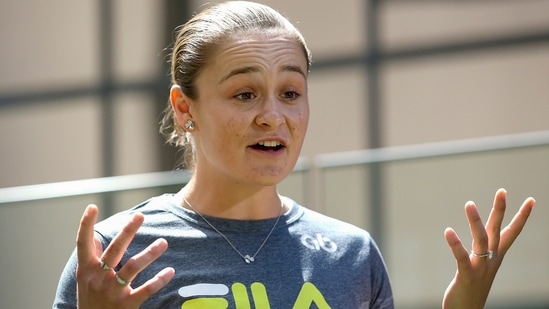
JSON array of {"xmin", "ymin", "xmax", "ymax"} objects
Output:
[{"xmin": 249, "ymin": 140, "xmax": 285, "ymax": 152}]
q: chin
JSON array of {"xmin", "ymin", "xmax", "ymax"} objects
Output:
[
  {"xmin": 255, "ymin": 175, "xmax": 288, "ymax": 187},
  {"xmin": 247, "ymin": 170, "xmax": 292, "ymax": 186}
]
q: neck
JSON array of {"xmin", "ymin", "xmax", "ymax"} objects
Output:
[{"xmin": 177, "ymin": 180, "xmax": 285, "ymax": 220}]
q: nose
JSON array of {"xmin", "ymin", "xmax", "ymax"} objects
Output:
[{"xmin": 254, "ymin": 96, "xmax": 285, "ymax": 128}]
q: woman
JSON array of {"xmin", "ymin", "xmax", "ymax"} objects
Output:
[{"xmin": 53, "ymin": 1, "xmax": 535, "ymax": 308}]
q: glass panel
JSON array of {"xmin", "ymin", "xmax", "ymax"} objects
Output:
[{"xmin": 383, "ymin": 146, "xmax": 549, "ymax": 307}]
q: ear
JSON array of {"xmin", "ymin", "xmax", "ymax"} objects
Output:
[{"xmin": 170, "ymin": 85, "xmax": 192, "ymax": 126}]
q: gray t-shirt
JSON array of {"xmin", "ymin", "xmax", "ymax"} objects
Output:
[{"xmin": 54, "ymin": 194, "xmax": 394, "ymax": 308}]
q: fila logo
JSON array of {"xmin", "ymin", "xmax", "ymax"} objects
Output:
[
  {"xmin": 178, "ymin": 282, "xmax": 331, "ymax": 308},
  {"xmin": 300, "ymin": 233, "xmax": 338, "ymax": 253}
]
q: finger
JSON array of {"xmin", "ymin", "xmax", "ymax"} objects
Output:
[
  {"xmin": 131, "ymin": 267, "xmax": 175, "ymax": 304},
  {"xmin": 444, "ymin": 227, "xmax": 472, "ymax": 274},
  {"xmin": 101, "ymin": 212, "xmax": 145, "ymax": 268},
  {"xmin": 498, "ymin": 197, "xmax": 535, "ymax": 256},
  {"xmin": 117, "ymin": 238, "xmax": 169, "ymax": 284},
  {"xmin": 76, "ymin": 204, "xmax": 100, "ymax": 265},
  {"xmin": 485, "ymin": 188, "xmax": 507, "ymax": 252},
  {"xmin": 465, "ymin": 201, "xmax": 489, "ymax": 257}
]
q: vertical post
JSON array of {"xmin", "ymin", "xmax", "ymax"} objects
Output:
[
  {"xmin": 365, "ymin": 0, "xmax": 385, "ymax": 250},
  {"xmin": 155, "ymin": 0, "xmax": 194, "ymax": 172},
  {"xmin": 99, "ymin": 0, "xmax": 115, "ymax": 216}
]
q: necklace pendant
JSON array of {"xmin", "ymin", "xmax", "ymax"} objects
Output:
[{"xmin": 244, "ymin": 255, "xmax": 255, "ymax": 263}]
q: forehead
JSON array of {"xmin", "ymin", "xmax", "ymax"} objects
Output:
[{"xmin": 205, "ymin": 31, "xmax": 308, "ymax": 75}]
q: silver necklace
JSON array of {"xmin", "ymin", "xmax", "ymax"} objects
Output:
[{"xmin": 182, "ymin": 196, "xmax": 284, "ymax": 264}]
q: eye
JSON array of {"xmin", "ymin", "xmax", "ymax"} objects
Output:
[
  {"xmin": 234, "ymin": 91, "xmax": 256, "ymax": 101},
  {"xmin": 281, "ymin": 91, "xmax": 300, "ymax": 100}
]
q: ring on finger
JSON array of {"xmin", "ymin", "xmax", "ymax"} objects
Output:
[
  {"xmin": 99, "ymin": 260, "xmax": 111, "ymax": 270},
  {"xmin": 115, "ymin": 273, "xmax": 130, "ymax": 286},
  {"xmin": 471, "ymin": 250, "xmax": 493, "ymax": 259}
]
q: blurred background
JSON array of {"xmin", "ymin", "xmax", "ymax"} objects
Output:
[{"xmin": 1, "ymin": 0, "xmax": 548, "ymax": 308}]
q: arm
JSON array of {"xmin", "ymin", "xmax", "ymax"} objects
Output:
[
  {"xmin": 442, "ymin": 188, "xmax": 535, "ymax": 309},
  {"xmin": 75, "ymin": 205, "xmax": 175, "ymax": 309}
]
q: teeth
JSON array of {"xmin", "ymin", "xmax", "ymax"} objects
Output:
[{"xmin": 258, "ymin": 141, "xmax": 282, "ymax": 147}]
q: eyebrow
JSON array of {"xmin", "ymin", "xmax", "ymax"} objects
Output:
[
  {"xmin": 218, "ymin": 64, "xmax": 307, "ymax": 84},
  {"xmin": 218, "ymin": 66, "xmax": 259, "ymax": 84},
  {"xmin": 281, "ymin": 64, "xmax": 307, "ymax": 79}
]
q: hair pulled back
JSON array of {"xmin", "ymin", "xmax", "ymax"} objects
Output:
[{"xmin": 160, "ymin": 1, "xmax": 311, "ymax": 169}]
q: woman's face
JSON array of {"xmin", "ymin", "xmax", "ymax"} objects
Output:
[{"xmin": 184, "ymin": 31, "xmax": 309, "ymax": 187}]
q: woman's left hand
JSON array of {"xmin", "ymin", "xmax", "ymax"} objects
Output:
[{"xmin": 442, "ymin": 188, "xmax": 535, "ymax": 309}]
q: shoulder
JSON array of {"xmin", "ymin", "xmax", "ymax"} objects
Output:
[
  {"xmin": 287, "ymin": 198, "xmax": 376, "ymax": 248},
  {"xmin": 286, "ymin": 198, "xmax": 388, "ymax": 271},
  {"xmin": 94, "ymin": 194, "xmax": 182, "ymax": 239},
  {"xmin": 293, "ymin": 202, "xmax": 371, "ymax": 236}
]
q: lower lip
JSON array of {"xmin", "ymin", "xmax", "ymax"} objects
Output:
[{"xmin": 248, "ymin": 146, "xmax": 286, "ymax": 156}]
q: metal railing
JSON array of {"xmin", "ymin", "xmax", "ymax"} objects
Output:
[{"xmin": 2, "ymin": 130, "xmax": 548, "ymax": 205}]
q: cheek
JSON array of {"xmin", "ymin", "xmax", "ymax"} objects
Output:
[
  {"xmin": 293, "ymin": 108, "xmax": 310, "ymax": 133},
  {"xmin": 225, "ymin": 116, "xmax": 245, "ymax": 133},
  {"xmin": 222, "ymin": 116, "xmax": 251, "ymax": 143}
]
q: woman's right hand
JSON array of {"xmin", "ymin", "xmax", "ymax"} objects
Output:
[{"xmin": 75, "ymin": 204, "xmax": 175, "ymax": 309}]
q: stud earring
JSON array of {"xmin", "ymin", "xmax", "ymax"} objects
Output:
[{"xmin": 184, "ymin": 119, "xmax": 195, "ymax": 130}]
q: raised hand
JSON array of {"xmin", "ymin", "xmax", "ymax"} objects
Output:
[
  {"xmin": 442, "ymin": 188, "xmax": 535, "ymax": 309},
  {"xmin": 75, "ymin": 204, "xmax": 175, "ymax": 309}
]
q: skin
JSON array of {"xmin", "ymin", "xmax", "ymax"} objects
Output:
[
  {"xmin": 171, "ymin": 32, "xmax": 309, "ymax": 220},
  {"xmin": 76, "ymin": 206, "xmax": 175, "ymax": 309},
  {"xmin": 73, "ymin": 30, "xmax": 536, "ymax": 309},
  {"xmin": 443, "ymin": 188, "xmax": 535, "ymax": 308}
]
